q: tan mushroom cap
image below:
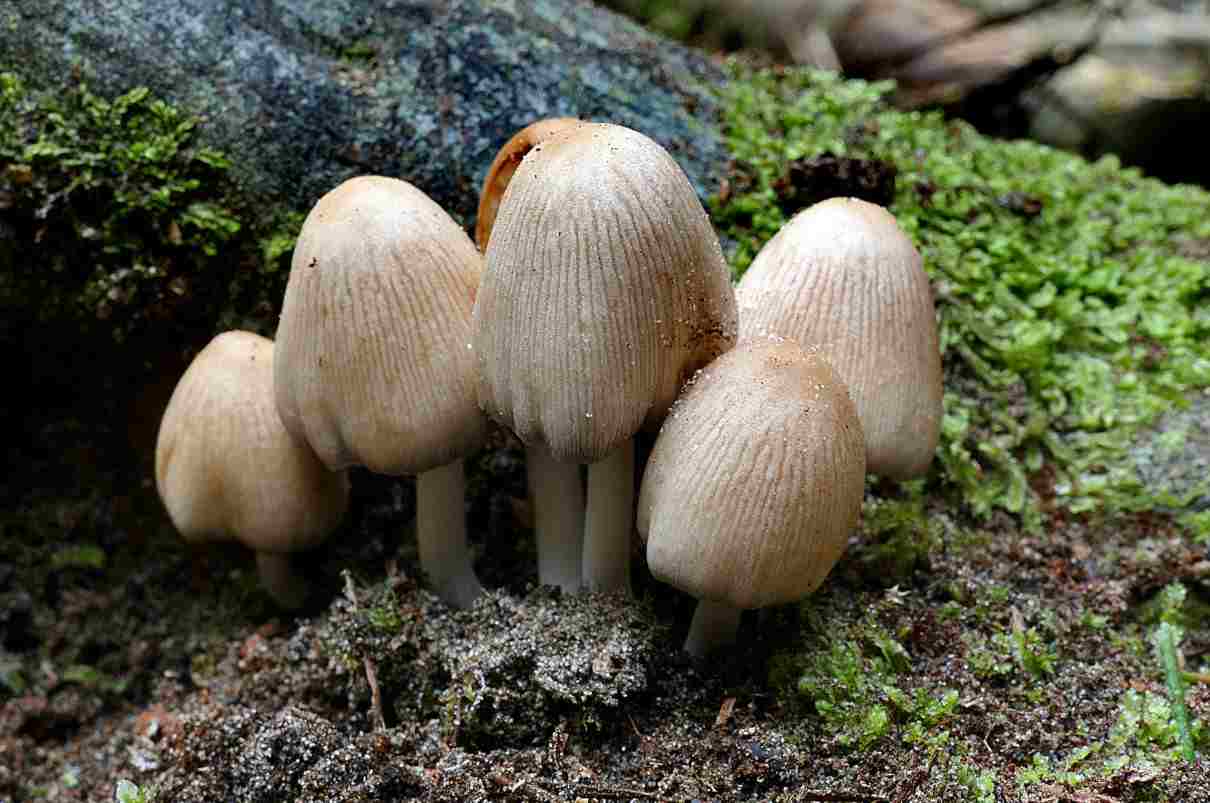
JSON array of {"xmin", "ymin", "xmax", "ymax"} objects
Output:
[
  {"xmin": 155, "ymin": 331, "xmax": 350, "ymax": 554},
  {"xmin": 638, "ymin": 337, "xmax": 866, "ymax": 610},
  {"xmin": 475, "ymin": 117, "xmax": 582, "ymax": 250},
  {"xmin": 473, "ymin": 121, "xmax": 738, "ymax": 463},
  {"xmin": 737, "ymin": 197, "xmax": 942, "ymax": 480},
  {"xmin": 275, "ymin": 175, "xmax": 488, "ymax": 476}
]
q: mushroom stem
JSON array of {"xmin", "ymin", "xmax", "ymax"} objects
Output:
[
  {"xmin": 582, "ymin": 437, "xmax": 635, "ymax": 593},
  {"xmin": 684, "ymin": 599, "xmax": 743, "ymax": 658},
  {"xmin": 416, "ymin": 460, "xmax": 484, "ymax": 609},
  {"xmin": 527, "ymin": 445, "xmax": 585, "ymax": 592},
  {"xmin": 255, "ymin": 551, "xmax": 309, "ymax": 610}
]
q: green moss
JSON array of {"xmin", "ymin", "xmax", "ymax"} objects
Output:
[
  {"xmin": 115, "ymin": 781, "xmax": 149, "ymax": 803},
  {"xmin": 770, "ymin": 609, "xmax": 957, "ymax": 750},
  {"xmin": 0, "ymin": 71, "xmax": 299, "ymax": 345},
  {"xmin": 955, "ymin": 761, "xmax": 997, "ymax": 803},
  {"xmin": 340, "ymin": 39, "xmax": 378, "ymax": 64},
  {"xmin": 963, "ymin": 620, "xmax": 1057, "ymax": 682},
  {"xmin": 963, "ymin": 632, "xmax": 1014, "ymax": 680},
  {"xmin": 712, "ymin": 65, "xmax": 1210, "ymax": 524},
  {"xmin": 1180, "ymin": 510, "xmax": 1210, "ymax": 544},
  {"xmin": 1018, "ymin": 687, "xmax": 1205, "ymax": 793},
  {"xmin": 49, "ymin": 543, "xmax": 106, "ymax": 571},
  {"xmin": 852, "ymin": 484, "xmax": 941, "ymax": 584}
]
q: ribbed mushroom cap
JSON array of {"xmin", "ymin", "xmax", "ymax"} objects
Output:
[
  {"xmin": 473, "ymin": 122, "xmax": 738, "ymax": 463},
  {"xmin": 475, "ymin": 117, "xmax": 582, "ymax": 250},
  {"xmin": 155, "ymin": 331, "xmax": 350, "ymax": 554},
  {"xmin": 275, "ymin": 176, "xmax": 488, "ymax": 475},
  {"xmin": 637, "ymin": 337, "xmax": 865, "ymax": 610},
  {"xmin": 737, "ymin": 197, "xmax": 942, "ymax": 480}
]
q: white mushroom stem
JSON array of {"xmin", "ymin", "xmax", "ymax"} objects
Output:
[
  {"xmin": 255, "ymin": 551, "xmax": 309, "ymax": 611},
  {"xmin": 527, "ymin": 445, "xmax": 585, "ymax": 592},
  {"xmin": 416, "ymin": 460, "xmax": 484, "ymax": 609},
  {"xmin": 684, "ymin": 599, "xmax": 744, "ymax": 658},
  {"xmin": 581, "ymin": 438, "xmax": 635, "ymax": 593}
]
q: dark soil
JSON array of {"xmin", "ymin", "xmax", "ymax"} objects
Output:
[{"xmin": 2, "ymin": 398, "xmax": 1209, "ymax": 803}]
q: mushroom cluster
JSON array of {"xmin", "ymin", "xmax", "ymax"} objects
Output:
[{"xmin": 153, "ymin": 115, "xmax": 942, "ymax": 649}]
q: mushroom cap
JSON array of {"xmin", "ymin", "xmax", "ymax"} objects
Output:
[
  {"xmin": 473, "ymin": 122, "xmax": 738, "ymax": 463},
  {"xmin": 637, "ymin": 337, "xmax": 866, "ymax": 610},
  {"xmin": 475, "ymin": 117, "xmax": 583, "ymax": 250},
  {"xmin": 275, "ymin": 176, "xmax": 488, "ymax": 475},
  {"xmin": 155, "ymin": 331, "xmax": 350, "ymax": 554},
  {"xmin": 737, "ymin": 197, "xmax": 942, "ymax": 480}
]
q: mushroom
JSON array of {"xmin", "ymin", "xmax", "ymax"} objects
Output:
[
  {"xmin": 637, "ymin": 336, "xmax": 866, "ymax": 657},
  {"xmin": 476, "ymin": 117, "xmax": 581, "ymax": 251},
  {"xmin": 155, "ymin": 330, "xmax": 350, "ymax": 609},
  {"xmin": 274, "ymin": 176, "xmax": 488, "ymax": 609},
  {"xmin": 474, "ymin": 122, "xmax": 738, "ymax": 593},
  {"xmin": 476, "ymin": 117, "xmax": 588, "ymax": 593},
  {"xmin": 737, "ymin": 197, "xmax": 942, "ymax": 479}
]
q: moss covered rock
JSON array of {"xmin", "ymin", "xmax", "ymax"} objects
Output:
[{"xmin": 2, "ymin": 0, "xmax": 726, "ymax": 218}]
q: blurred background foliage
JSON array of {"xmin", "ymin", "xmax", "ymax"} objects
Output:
[{"xmin": 602, "ymin": 0, "xmax": 1210, "ymax": 188}]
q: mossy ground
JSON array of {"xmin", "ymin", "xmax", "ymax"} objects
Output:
[{"xmin": 2, "ymin": 62, "xmax": 1209, "ymax": 802}]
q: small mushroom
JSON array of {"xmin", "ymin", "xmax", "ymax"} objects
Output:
[
  {"xmin": 275, "ymin": 176, "xmax": 488, "ymax": 608},
  {"xmin": 155, "ymin": 331, "xmax": 350, "ymax": 609},
  {"xmin": 474, "ymin": 122, "xmax": 738, "ymax": 593},
  {"xmin": 637, "ymin": 337, "xmax": 865, "ymax": 657},
  {"xmin": 737, "ymin": 197, "xmax": 943, "ymax": 479},
  {"xmin": 475, "ymin": 117, "xmax": 582, "ymax": 250}
]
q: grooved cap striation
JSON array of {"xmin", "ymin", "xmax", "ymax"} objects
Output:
[
  {"xmin": 275, "ymin": 176, "xmax": 488, "ymax": 475},
  {"xmin": 473, "ymin": 122, "xmax": 738, "ymax": 463},
  {"xmin": 737, "ymin": 197, "xmax": 942, "ymax": 479},
  {"xmin": 637, "ymin": 337, "xmax": 866, "ymax": 609},
  {"xmin": 155, "ymin": 331, "xmax": 350, "ymax": 553}
]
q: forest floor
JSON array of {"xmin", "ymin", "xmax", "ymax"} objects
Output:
[{"xmin": 1, "ymin": 409, "xmax": 1208, "ymax": 802}]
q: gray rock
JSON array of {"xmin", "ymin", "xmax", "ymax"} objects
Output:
[{"xmin": 2, "ymin": 0, "xmax": 728, "ymax": 221}]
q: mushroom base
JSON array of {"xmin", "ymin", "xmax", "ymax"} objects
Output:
[
  {"xmin": 527, "ymin": 445, "xmax": 585, "ymax": 592},
  {"xmin": 684, "ymin": 598, "xmax": 744, "ymax": 658},
  {"xmin": 581, "ymin": 438, "xmax": 635, "ymax": 594},
  {"xmin": 255, "ymin": 550, "xmax": 310, "ymax": 610}
]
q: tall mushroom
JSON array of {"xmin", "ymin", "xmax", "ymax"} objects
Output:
[
  {"xmin": 275, "ymin": 176, "xmax": 488, "ymax": 609},
  {"xmin": 474, "ymin": 122, "xmax": 738, "ymax": 593},
  {"xmin": 476, "ymin": 117, "xmax": 587, "ymax": 592},
  {"xmin": 155, "ymin": 331, "xmax": 350, "ymax": 609},
  {"xmin": 737, "ymin": 197, "xmax": 943, "ymax": 479},
  {"xmin": 637, "ymin": 337, "xmax": 866, "ymax": 656}
]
